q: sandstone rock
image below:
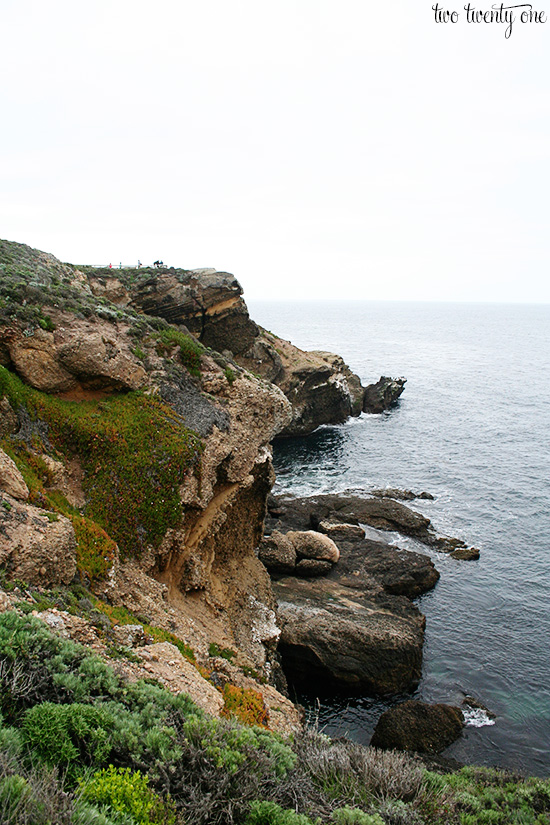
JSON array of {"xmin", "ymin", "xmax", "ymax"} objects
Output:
[
  {"xmin": 0, "ymin": 449, "xmax": 29, "ymax": 500},
  {"xmin": 275, "ymin": 577, "xmax": 425, "ymax": 694},
  {"xmin": 287, "ymin": 530, "xmax": 340, "ymax": 563},
  {"xmin": 112, "ymin": 624, "xmax": 147, "ymax": 648},
  {"xmin": 55, "ymin": 328, "xmax": 147, "ymax": 390},
  {"xmin": 258, "ymin": 530, "xmax": 296, "ymax": 574},
  {"xmin": 266, "ymin": 496, "xmax": 440, "ymax": 600},
  {"xmin": 0, "ymin": 496, "xmax": 76, "ymax": 586},
  {"xmin": 294, "ymin": 559, "xmax": 332, "ymax": 577},
  {"xmin": 318, "ymin": 521, "xmax": 366, "ymax": 541},
  {"xmin": 370, "ymin": 700, "xmax": 464, "ymax": 753},
  {"xmin": 129, "ymin": 269, "xmax": 259, "ymax": 355},
  {"xmin": 135, "ymin": 642, "xmax": 225, "ymax": 716},
  {"xmin": 9, "ymin": 330, "xmax": 77, "ymax": 392},
  {"xmin": 363, "ymin": 376, "xmax": 406, "ymax": 414}
]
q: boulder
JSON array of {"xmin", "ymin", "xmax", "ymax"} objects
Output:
[
  {"xmin": 287, "ymin": 530, "xmax": 340, "ymax": 563},
  {"xmin": 363, "ymin": 376, "xmax": 406, "ymax": 414},
  {"xmin": 275, "ymin": 577, "xmax": 425, "ymax": 694},
  {"xmin": 0, "ymin": 495, "xmax": 77, "ymax": 586},
  {"xmin": 318, "ymin": 521, "xmax": 366, "ymax": 541},
  {"xmin": 0, "ymin": 449, "xmax": 29, "ymax": 500},
  {"xmin": 112, "ymin": 624, "xmax": 148, "ymax": 648},
  {"xmin": 295, "ymin": 559, "xmax": 332, "ymax": 577},
  {"xmin": 370, "ymin": 700, "xmax": 464, "ymax": 753},
  {"xmin": 258, "ymin": 530, "xmax": 297, "ymax": 574}
]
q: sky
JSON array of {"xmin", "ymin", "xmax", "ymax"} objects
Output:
[{"xmin": 1, "ymin": 0, "xmax": 549, "ymax": 301}]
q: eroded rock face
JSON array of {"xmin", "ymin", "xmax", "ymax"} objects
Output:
[
  {"xmin": 4, "ymin": 318, "xmax": 148, "ymax": 394},
  {"xmin": 238, "ymin": 331, "xmax": 365, "ymax": 436},
  {"xmin": 370, "ymin": 700, "xmax": 464, "ymax": 753},
  {"xmin": 0, "ymin": 495, "xmax": 76, "ymax": 586},
  {"xmin": 275, "ymin": 577, "xmax": 425, "ymax": 693},
  {"xmin": 0, "ymin": 448, "xmax": 29, "ymax": 500},
  {"xmin": 128, "ymin": 269, "xmax": 259, "ymax": 355}
]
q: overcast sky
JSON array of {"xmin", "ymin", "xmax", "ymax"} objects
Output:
[{"xmin": 1, "ymin": 1, "xmax": 549, "ymax": 301}]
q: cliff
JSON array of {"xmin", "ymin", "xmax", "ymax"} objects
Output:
[
  {"xmin": 0, "ymin": 237, "xmax": 415, "ymax": 732},
  {"xmin": 0, "ymin": 239, "xmax": 303, "ymax": 728}
]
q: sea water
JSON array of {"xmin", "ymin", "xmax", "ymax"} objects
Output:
[{"xmin": 248, "ymin": 300, "xmax": 550, "ymax": 777}]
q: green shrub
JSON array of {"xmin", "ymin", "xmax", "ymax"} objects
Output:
[
  {"xmin": 182, "ymin": 715, "xmax": 296, "ymax": 778},
  {"xmin": 156, "ymin": 329, "xmax": 204, "ymax": 377},
  {"xmin": 245, "ymin": 800, "xmax": 316, "ymax": 825},
  {"xmin": 72, "ymin": 515, "xmax": 118, "ymax": 583},
  {"xmin": 224, "ymin": 366, "xmax": 236, "ymax": 384},
  {"xmin": 0, "ymin": 773, "xmax": 32, "ymax": 821},
  {"xmin": 331, "ymin": 807, "xmax": 384, "ymax": 825},
  {"xmin": 22, "ymin": 702, "xmax": 114, "ymax": 781},
  {"xmin": 80, "ymin": 765, "xmax": 175, "ymax": 824}
]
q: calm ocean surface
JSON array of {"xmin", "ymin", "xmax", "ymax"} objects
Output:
[{"xmin": 248, "ymin": 300, "xmax": 550, "ymax": 777}]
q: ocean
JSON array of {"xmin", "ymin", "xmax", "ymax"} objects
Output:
[{"xmin": 248, "ymin": 299, "xmax": 550, "ymax": 777}]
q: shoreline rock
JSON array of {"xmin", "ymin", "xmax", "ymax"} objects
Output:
[{"xmin": 370, "ymin": 700, "xmax": 464, "ymax": 753}]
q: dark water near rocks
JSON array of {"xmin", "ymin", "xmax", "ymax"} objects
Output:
[{"xmin": 248, "ymin": 300, "xmax": 550, "ymax": 777}]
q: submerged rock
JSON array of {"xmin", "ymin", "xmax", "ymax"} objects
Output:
[{"xmin": 370, "ymin": 700, "xmax": 464, "ymax": 753}]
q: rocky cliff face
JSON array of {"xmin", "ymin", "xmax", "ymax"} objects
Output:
[
  {"xmin": 81, "ymin": 264, "xmax": 367, "ymax": 436},
  {"xmin": 0, "ymin": 239, "xmax": 298, "ymax": 708},
  {"xmin": 0, "ymin": 238, "xmax": 417, "ymax": 733}
]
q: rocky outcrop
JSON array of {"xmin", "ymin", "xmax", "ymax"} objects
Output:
[
  {"xmin": 0, "ymin": 494, "xmax": 77, "ymax": 586},
  {"xmin": 370, "ymin": 700, "xmax": 464, "ymax": 753},
  {"xmin": 274, "ymin": 577, "xmax": 425, "ymax": 693},
  {"xmin": 363, "ymin": 376, "xmax": 406, "ymax": 413},
  {"xmin": 0, "ymin": 448, "xmax": 29, "ymax": 500},
  {"xmin": 268, "ymin": 493, "xmax": 480, "ymax": 557},
  {"xmin": 237, "ymin": 331, "xmax": 365, "ymax": 436},
  {"xmin": 124, "ymin": 268, "xmax": 259, "ymax": 356},
  {"xmin": 262, "ymin": 495, "xmax": 440, "ymax": 693},
  {"xmin": 86, "ymin": 264, "xmax": 368, "ymax": 436}
]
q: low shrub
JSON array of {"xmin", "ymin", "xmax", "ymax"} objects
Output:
[
  {"xmin": 331, "ymin": 807, "xmax": 384, "ymax": 825},
  {"xmin": 245, "ymin": 800, "xmax": 317, "ymax": 824},
  {"xmin": 22, "ymin": 702, "xmax": 114, "ymax": 782},
  {"xmin": 0, "ymin": 748, "xmax": 75, "ymax": 825},
  {"xmin": 221, "ymin": 684, "xmax": 269, "ymax": 728},
  {"xmin": 156, "ymin": 329, "xmax": 204, "ymax": 377},
  {"xmin": 80, "ymin": 765, "xmax": 175, "ymax": 824}
]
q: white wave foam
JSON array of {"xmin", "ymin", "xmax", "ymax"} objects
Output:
[{"xmin": 463, "ymin": 706, "xmax": 496, "ymax": 728}]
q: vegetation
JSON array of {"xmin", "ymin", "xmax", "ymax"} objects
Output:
[
  {"xmin": 0, "ymin": 366, "xmax": 202, "ymax": 562},
  {"xmin": 155, "ymin": 328, "xmax": 204, "ymax": 377},
  {"xmin": 221, "ymin": 684, "xmax": 269, "ymax": 728},
  {"xmin": 0, "ymin": 610, "xmax": 549, "ymax": 825},
  {"xmin": 0, "ymin": 240, "xmax": 141, "ymax": 327}
]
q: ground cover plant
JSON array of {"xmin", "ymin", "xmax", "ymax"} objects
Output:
[
  {"xmin": 0, "ymin": 365, "xmax": 202, "ymax": 564},
  {"xmin": 0, "ymin": 609, "xmax": 549, "ymax": 824}
]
